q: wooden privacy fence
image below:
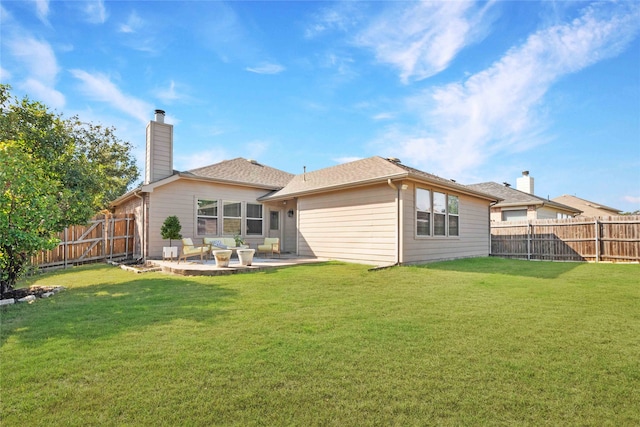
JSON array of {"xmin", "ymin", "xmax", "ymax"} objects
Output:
[
  {"xmin": 490, "ymin": 215, "xmax": 640, "ymax": 262},
  {"xmin": 31, "ymin": 214, "xmax": 136, "ymax": 270}
]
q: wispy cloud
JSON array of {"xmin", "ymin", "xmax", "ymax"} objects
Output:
[
  {"xmin": 70, "ymin": 69, "xmax": 152, "ymax": 123},
  {"xmin": 624, "ymin": 196, "xmax": 640, "ymax": 205},
  {"xmin": 246, "ymin": 63, "xmax": 285, "ymax": 75},
  {"xmin": 119, "ymin": 10, "xmax": 143, "ymax": 33},
  {"xmin": 177, "ymin": 149, "xmax": 229, "ymax": 171},
  {"xmin": 333, "ymin": 156, "xmax": 363, "ymax": 164},
  {"xmin": 5, "ymin": 35, "xmax": 64, "ymax": 107},
  {"xmin": 83, "ymin": 0, "xmax": 107, "ymax": 24},
  {"xmin": 304, "ymin": 2, "xmax": 363, "ymax": 39},
  {"xmin": 355, "ymin": 1, "xmax": 495, "ymax": 83},
  {"xmin": 155, "ymin": 80, "xmax": 183, "ymax": 103},
  {"xmin": 32, "ymin": 0, "xmax": 49, "ymax": 24},
  {"xmin": 373, "ymin": 2, "xmax": 640, "ymax": 179}
]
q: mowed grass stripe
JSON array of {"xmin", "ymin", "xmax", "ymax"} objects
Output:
[{"xmin": 1, "ymin": 258, "xmax": 639, "ymax": 426}]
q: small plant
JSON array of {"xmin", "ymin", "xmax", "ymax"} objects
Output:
[
  {"xmin": 234, "ymin": 234, "xmax": 244, "ymax": 247},
  {"xmin": 161, "ymin": 216, "xmax": 182, "ymax": 246}
]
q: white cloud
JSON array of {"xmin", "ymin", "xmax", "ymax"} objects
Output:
[
  {"xmin": 119, "ymin": 10, "xmax": 143, "ymax": 33},
  {"xmin": 372, "ymin": 112, "xmax": 394, "ymax": 121},
  {"xmin": 333, "ymin": 156, "xmax": 363, "ymax": 164},
  {"xmin": 624, "ymin": 196, "xmax": 640, "ymax": 204},
  {"xmin": 70, "ymin": 69, "xmax": 152, "ymax": 123},
  {"xmin": 304, "ymin": 2, "xmax": 362, "ymax": 39},
  {"xmin": 83, "ymin": 0, "xmax": 107, "ymax": 24},
  {"xmin": 374, "ymin": 2, "xmax": 640, "ymax": 179},
  {"xmin": 6, "ymin": 36, "xmax": 59, "ymax": 82},
  {"xmin": 4, "ymin": 36, "xmax": 64, "ymax": 106},
  {"xmin": 32, "ymin": 0, "xmax": 49, "ymax": 24},
  {"xmin": 22, "ymin": 78, "xmax": 65, "ymax": 108},
  {"xmin": 246, "ymin": 63, "xmax": 285, "ymax": 75},
  {"xmin": 355, "ymin": 1, "xmax": 495, "ymax": 83},
  {"xmin": 155, "ymin": 80, "xmax": 182, "ymax": 103},
  {"xmin": 176, "ymin": 149, "xmax": 229, "ymax": 171}
]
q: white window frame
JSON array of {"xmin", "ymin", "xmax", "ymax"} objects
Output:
[
  {"xmin": 246, "ymin": 203, "xmax": 264, "ymax": 236},
  {"xmin": 416, "ymin": 188, "xmax": 460, "ymax": 238},
  {"xmin": 222, "ymin": 200, "xmax": 242, "ymax": 236},
  {"xmin": 197, "ymin": 199, "xmax": 218, "ymax": 236}
]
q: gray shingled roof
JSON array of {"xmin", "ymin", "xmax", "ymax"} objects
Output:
[
  {"xmin": 467, "ymin": 182, "xmax": 580, "ymax": 212},
  {"xmin": 185, "ymin": 157, "xmax": 294, "ymax": 189},
  {"xmin": 260, "ymin": 156, "xmax": 498, "ymax": 201}
]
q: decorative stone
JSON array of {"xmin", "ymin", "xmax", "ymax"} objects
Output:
[
  {"xmin": 18, "ymin": 295, "xmax": 36, "ymax": 303},
  {"xmin": 53, "ymin": 286, "xmax": 66, "ymax": 293},
  {"xmin": 41, "ymin": 292, "xmax": 54, "ymax": 298},
  {"xmin": 0, "ymin": 299, "xmax": 15, "ymax": 306}
]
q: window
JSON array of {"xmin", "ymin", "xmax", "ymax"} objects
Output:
[
  {"xmin": 416, "ymin": 188, "xmax": 431, "ymax": 236},
  {"xmin": 416, "ymin": 189, "xmax": 460, "ymax": 237},
  {"xmin": 270, "ymin": 211, "xmax": 280, "ymax": 231},
  {"xmin": 448, "ymin": 195, "xmax": 459, "ymax": 236},
  {"xmin": 197, "ymin": 199, "xmax": 218, "ymax": 235},
  {"xmin": 433, "ymin": 192, "xmax": 446, "ymax": 236},
  {"xmin": 223, "ymin": 201, "xmax": 241, "ymax": 235},
  {"xmin": 502, "ymin": 209, "xmax": 527, "ymax": 222},
  {"xmin": 246, "ymin": 203, "xmax": 263, "ymax": 235}
]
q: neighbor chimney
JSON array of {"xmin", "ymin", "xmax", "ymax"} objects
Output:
[
  {"xmin": 145, "ymin": 110, "xmax": 173, "ymax": 184},
  {"xmin": 516, "ymin": 170, "xmax": 534, "ymax": 194}
]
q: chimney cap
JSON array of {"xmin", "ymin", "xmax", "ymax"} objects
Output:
[
  {"xmin": 522, "ymin": 170, "xmax": 529, "ymax": 176},
  {"xmin": 154, "ymin": 109, "xmax": 165, "ymax": 115}
]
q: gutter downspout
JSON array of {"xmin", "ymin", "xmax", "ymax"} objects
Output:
[
  {"xmin": 387, "ymin": 179, "xmax": 401, "ymax": 266},
  {"xmin": 488, "ymin": 200, "xmax": 499, "ymax": 257},
  {"xmin": 134, "ymin": 191, "xmax": 146, "ymax": 262}
]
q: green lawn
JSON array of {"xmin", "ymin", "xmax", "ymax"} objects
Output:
[{"xmin": 1, "ymin": 258, "xmax": 639, "ymax": 426}]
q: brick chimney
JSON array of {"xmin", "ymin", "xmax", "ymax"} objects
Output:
[
  {"xmin": 516, "ymin": 170, "xmax": 534, "ymax": 194},
  {"xmin": 144, "ymin": 109, "xmax": 173, "ymax": 184}
]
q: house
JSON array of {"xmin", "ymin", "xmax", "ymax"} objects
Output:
[
  {"xmin": 111, "ymin": 111, "xmax": 499, "ymax": 266},
  {"xmin": 551, "ymin": 195, "xmax": 621, "ymax": 218},
  {"xmin": 468, "ymin": 172, "xmax": 581, "ymax": 222}
]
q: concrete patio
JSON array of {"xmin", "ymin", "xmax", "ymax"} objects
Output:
[{"xmin": 146, "ymin": 254, "xmax": 325, "ymax": 276}]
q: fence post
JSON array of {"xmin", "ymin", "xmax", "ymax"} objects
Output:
[
  {"xmin": 527, "ymin": 222, "xmax": 532, "ymax": 261},
  {"xmin": 595, "ymin": 218, "xmax": 600, "ymax": 263}
]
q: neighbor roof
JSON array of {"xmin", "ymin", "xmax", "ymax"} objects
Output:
[
  {"xmin": 260, "ymin": 156, "xmax": 498, "ymax": 202},
  {"xmin": 551, "ymin": 194, "xmax": 621, "ymax": 216},
  {"xmin": 468, "ymin": 182, "xmax": 581, "ymax": 213}
]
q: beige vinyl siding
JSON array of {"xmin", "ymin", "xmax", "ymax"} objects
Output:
[
  {"xmin": 401, "ymin": 183, "xmax": 490, "ymax": 263},
  {"xmin": 297, "ymin": 184, "xmax": 397, "ymax": 265},
  {"xmin": 537, "ymin": 206, "xmax": 560, "ymax": 220},
  {"xmin": 145, "ymin": 121, "xmax": 173, "ymax": 184},
  {"xmin": 146, "ymin": 180, "xmax": 274, "ymax": 258}
]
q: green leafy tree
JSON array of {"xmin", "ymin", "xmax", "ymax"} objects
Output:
[
  {"xmin": 161, "ymin": 216, "xmax": 182, "ymax": 246},
  {"xmin": 0, "ymin": 85, "xmax": 139, "ymax": 295}
]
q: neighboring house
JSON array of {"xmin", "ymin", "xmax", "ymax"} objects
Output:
[
  {"xmin": 551, "ymin": 195, "xmax": 621, "ymax": 218},
  {"xmin": 468, "ymin": 172, "xmax": 581, "ymax": 222},
  {"xmin": 111, "ymin": 111, "xmax": 499, "ymax": 266}
]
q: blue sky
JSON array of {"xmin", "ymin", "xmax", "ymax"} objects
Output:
[{"xmin": 2, "ymin": 1, "xmax": 639, "ymax": 212}]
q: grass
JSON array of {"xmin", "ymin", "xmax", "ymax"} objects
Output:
[{"xmin": 1, "ymin": 258, "xmax": 639, "ymax": 426}]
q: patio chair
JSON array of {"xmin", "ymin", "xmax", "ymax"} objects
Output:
[
  {"xmin": 178, "ymin": 238, "xmax": 209, "ymax": 263},
  {"xmin": 257, "ymin": 237, "xmax": 280, "ymax": 258}
]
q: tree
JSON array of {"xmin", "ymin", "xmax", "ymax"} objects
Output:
[
  {"xmin": 0, "ymin": 85, "xmax": 139, "ymax": 295},
  {"xmin": 161, "ymin": 216, "xmax": 182, "ymax": 246}
]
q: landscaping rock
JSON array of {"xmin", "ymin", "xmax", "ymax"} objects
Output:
[
  {"xmin": 18, "ymin": 295, "xmax": 36, "ymax": 303},
  {"xmin": 0, "ymin": 299, "xmax": 15, "ymax": 306},
  {"xmin": 41, "ymin": 292, "xmax": 54, "ymax": 298}
]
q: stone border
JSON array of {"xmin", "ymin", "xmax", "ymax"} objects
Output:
[{"xmin": 0, "ymin": 286, "xmax": 66, "ymax": 306}]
